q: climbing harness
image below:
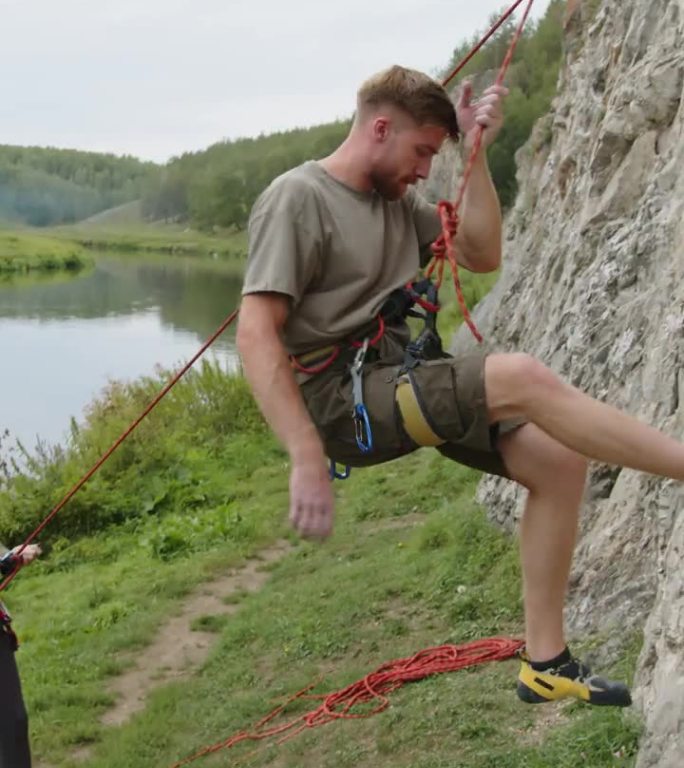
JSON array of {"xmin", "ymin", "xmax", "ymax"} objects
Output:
[
  {"xmin": 400, "ymin": 279, "xmax": 445, "ymax": 369},
  {"xmin": 291, "ymin": 315, "xmax": 386, "ymax": 479},
  {"xmin": 295, "ymin": 277, "xmax": 445, "ymax": 480}
]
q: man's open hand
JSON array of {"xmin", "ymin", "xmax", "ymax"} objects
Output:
[{"xmin": 289, "ymin": 460, "xmax": 335, "ymax": 540}]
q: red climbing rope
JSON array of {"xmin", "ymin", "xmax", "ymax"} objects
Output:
[
  {"xmin": 0, "ymin": 309, "xmax": 240, "ymax": 592},
  {"xmin": 290, "ymin": 314, "xmax": 386, "ymax": 375},
  {"xmin": 170, "ymin": 637, "xmax": 525, "ymax": 767},
  {"xmin": 441, "ymin": 0, "xmax": 531, "ymax": 88},
  {"xmin": 431, "ymin": 0, "xmax": 535, "ymax": 343}
]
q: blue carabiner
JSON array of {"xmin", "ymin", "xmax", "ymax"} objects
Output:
[
  {"xmin": 329, "ymin": 460, "xmax": 351, "ymax": 480},
  {"xmin": 354, "ymin": 403, "xmax": 373, "ymax": 453}
]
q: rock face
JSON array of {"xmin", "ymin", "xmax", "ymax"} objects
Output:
[{"xmin": 446, "ymin": 2, "xmax": 683, "ymax": 765}]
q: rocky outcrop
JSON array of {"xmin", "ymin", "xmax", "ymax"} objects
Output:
[{"xmin": 447, "ymin": 2, "xmax": 683, "ymax": 765}]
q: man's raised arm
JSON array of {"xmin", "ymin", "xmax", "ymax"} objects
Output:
[{"xmin": 454, "ymin": 82, "xmax": 507, "ymax": 273}]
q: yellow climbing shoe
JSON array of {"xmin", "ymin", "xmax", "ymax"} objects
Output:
[{"xmin": 517, "ymin": 652, "xmax": 632, "ymax": 707}]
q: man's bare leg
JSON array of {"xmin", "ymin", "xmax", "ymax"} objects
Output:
[
  {"xmin": 497, "ymin": 423, "xmax": 586, "ymax": 662},
  {"xmin": 485, "ymin": 353, "xmax": 684, "ymax": 481},
  {"xmin": 483, "ymin": 352, "xmax": 645, "ymax": 706}
]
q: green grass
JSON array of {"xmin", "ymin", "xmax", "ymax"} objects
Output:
[
  {"xmin": 52, "ymin": 222, "xmax": 248, "ymax": 261},
  {"xmin": 9, "ymin": 453, "xmax": 642, "ymax": 767},
  {"xmin": 0, "ymin": 229, "xmax": 91, "ymax": 273},
  {"xmin": 0, "ymin": 220, "xmax": 247, "ymax": 278}
]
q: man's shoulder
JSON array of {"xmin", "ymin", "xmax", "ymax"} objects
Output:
[
  {"xmin": 250, "ymin": 162, "xmax": 325, "ymax": 225},
  {"xmin": 262, "ymin": 162, "xmax": 322, "ymax": 201}
]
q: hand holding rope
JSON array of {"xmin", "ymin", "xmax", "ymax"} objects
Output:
[{"xmin": 429, "ymin": 0, "xmax": 535, "ymax": 344}]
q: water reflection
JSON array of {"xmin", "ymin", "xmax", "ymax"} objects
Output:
[{"xmin": 0, "ymin": 254, "xmax": 244, "ymax": 453}]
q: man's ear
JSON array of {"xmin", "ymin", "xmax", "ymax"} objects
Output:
[{"xmin": 372, "ymin": 117, "xmax": 391, "ymax": 143}]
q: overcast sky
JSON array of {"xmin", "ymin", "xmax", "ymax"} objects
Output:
[{"xmin": 1, "ymin": 0, "xmax": 552, "ymax": 163}]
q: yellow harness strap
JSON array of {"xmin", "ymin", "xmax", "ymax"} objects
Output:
[
  {"xmin": 292, "ymin": 345, "xmax": 337, "ymax": 367},
  {"xmin": 395, "ymin": 378, "xmax": 445, "ymax": 447}
]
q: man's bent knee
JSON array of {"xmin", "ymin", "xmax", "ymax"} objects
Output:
[
  {"xmin": 500, "ymin": 423, "xmax": 588, "ymax": 494},
  {"xmin": 485, "ymin": 353, "xmax": 563, "ymax": 423}
]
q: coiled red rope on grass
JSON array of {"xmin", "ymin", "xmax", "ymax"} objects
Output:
[{"xmin": 170, "ymin": 637, "xmax": 525, "ymax": 767}]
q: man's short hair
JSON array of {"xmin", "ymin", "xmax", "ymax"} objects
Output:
[{"xmin": 357, "ymin": 65, "xmax": 459, "ymax": 140}]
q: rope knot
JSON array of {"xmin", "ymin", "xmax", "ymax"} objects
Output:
[
  {"xmin": 437, "ymin": 200, "xmax": 459, "ymax": 239},
  {"xmin": 430, "ymin": 235, "xmax": 447, "ymax": 260},
  {"xmin": 430, "ymin": 201, "xmax": 459, "ymax": 261}
]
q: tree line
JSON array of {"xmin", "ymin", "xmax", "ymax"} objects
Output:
[
  {"xmin": 1, "ymin": 0, "xmax": 564, "ymax": 230},
  {"xmin": 0, "ymin": 145, "xmax": 158, "ymax": 226},
  {"xmin": 141, "ymin": 121, "xmax": 350, "ymax": 229},
  {"xmin": 444, "ymin": 0, "xmax": 565, "ymax": 207},
  {"xmin": 143, "ymin": 0, "xmax": 564, "ymax": 228}
]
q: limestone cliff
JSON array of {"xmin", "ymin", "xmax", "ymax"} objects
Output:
[{"xmin": 446, "ymin": 2, "xmax": 684, "ymax": 765}]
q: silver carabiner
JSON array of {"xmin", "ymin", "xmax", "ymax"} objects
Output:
[
  {"xmin": 350, "ymin": 338, "xmax": 369, "ymax": 408},
  {"xmin": 350, "ymin": 338, "xmax": 373, "ymax": 453}
]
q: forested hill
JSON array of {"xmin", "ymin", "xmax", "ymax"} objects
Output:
[
  {"xmin": 141, "ymin": 121, "xmax": 351, "ymax": 229},
  {"xmin": 443, "ymin": 0, "xmax": 565, "ymax": 207},
  {"xmin": 1, "ymin": 1, "xmax": 564, "ymax": 231},
  {"xmin": 0, "ymin": 145, "xmax": 159, "ymax": 226},
  {"xmin": 142, "ymin": 0, "xmax": 565, "ymax": 231}
]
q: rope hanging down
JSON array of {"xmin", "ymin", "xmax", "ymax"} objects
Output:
[
  {"xmin": 170, "ymin": 637, "xmax": 525, "ymax": 768},
  {"xmin": 430, "ymin": 0, "xmax": 535, "ymax": 343}
]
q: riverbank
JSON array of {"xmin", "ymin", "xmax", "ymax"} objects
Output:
[
  {"xmin": 0, "ymin": 230, "xmax": 91, "ymax": 274},
  {"xmin": 55, "ymin": 222, "xmax": 248, "ymax": 261},
  {"xmin": 0, "ymin": 221, "xmax": 248, "ymax": 278}
]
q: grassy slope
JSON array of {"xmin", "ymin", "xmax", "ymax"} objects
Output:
[
  {"xmin": 0, "ymin": 229, "xmax": 91, "ymax": 273},
  {"xmin": 52, "ymin": 200, "xmax": 248, "ymax": 260},
  {"xmin": 1, "ymin": 205, "xmax": 248, "ymax": 275},
  {"xmin": 54, "ymin": 223, "xmax": 248, "ymax": 261}
]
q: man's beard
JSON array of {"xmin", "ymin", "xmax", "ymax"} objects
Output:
[{"xmin": 369, "ymin": 170, "xmax": 406, "ymax": 201}]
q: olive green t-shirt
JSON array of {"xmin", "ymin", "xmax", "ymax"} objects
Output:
[{"xmin": 242, "ymin": 160, "xmax": 441, "ymax": 355}]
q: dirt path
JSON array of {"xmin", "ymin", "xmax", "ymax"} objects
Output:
[
  {"xmin": 44, "ymin": 517, "xmax": 428, "ymax": 766},
  {"xmin": 97, "ymin": 517, "xmax": 424, "ymax": 731},
  {"xmin": 102, "ymin": 540, "xmax": 291, "ymax": 728}
]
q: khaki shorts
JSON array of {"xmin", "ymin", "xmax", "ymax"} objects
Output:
[{"xmin": 300, "ymin": 327, "xmax": 517, "ymax": 478}]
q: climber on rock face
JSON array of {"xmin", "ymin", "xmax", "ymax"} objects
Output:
[{"xmin": 236, "ymin": 64, "xmax": 684, "ymax": 707}]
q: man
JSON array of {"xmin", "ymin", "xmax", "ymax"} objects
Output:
[
  {"xmin": 1, "ymin": 542, "xmax": 41, "ymax": 768},
  {"xmin": 237, "ymin": 65, "xmax": 684, "ymax": 707}
]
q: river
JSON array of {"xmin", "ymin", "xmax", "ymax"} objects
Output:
[{"xmin": 0, "ymin": 254, "xmax": 243, "ymax": 460}]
